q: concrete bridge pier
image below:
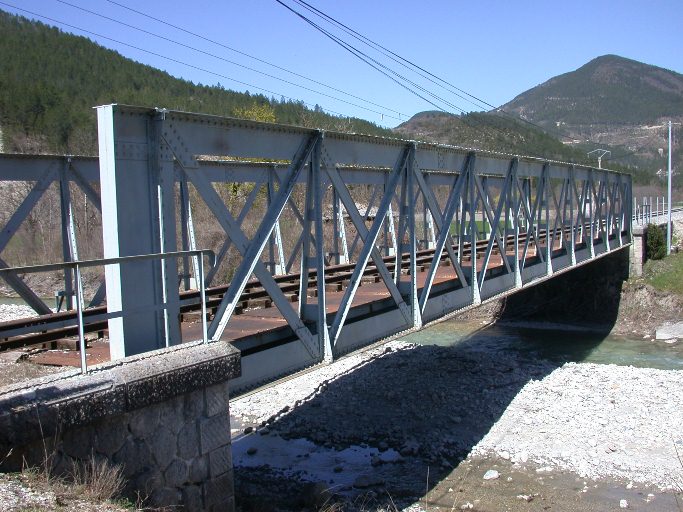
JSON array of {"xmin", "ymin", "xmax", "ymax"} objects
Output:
[
  {"xmin": 0, "ymin": 342, "xmax": 240, "ymax": 511},
  {"xmin": 630, "ymin": 224, "xmax": 647, "ymax": 277},
  {"xmin": 630, "ymin": 221, "xmax": 672, "ymax": 277}
]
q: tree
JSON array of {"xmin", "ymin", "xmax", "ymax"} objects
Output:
[
  {"xmin": 646, "ymin": 224, "xmax": 666, "ymax": 260},
  {"xmin": 232, "ymin": 103, "xmax": 277, "ymax": 123}
]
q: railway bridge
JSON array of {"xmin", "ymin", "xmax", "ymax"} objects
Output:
[{"xmin": 0, "ymin": 105, "xmax": 633, "ymax": 510}]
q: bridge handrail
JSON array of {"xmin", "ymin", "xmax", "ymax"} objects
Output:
[{"xmin": 0, "ymin": 249, "xmax": 215, "ymax": 374}]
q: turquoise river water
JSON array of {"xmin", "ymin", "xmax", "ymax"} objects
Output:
[{"xmin": 401, "ymin": 319, "xmax": 683, "ymax": 371}]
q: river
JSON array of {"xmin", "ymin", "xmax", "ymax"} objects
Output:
[{"xmin": 401, "ymin": 318, "xmax": 683, "ymax": 371}]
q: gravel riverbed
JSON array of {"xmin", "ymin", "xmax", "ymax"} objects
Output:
[
  {"xmin": 0, "ymin": 304, "xmax": 37, "ymax": 323},
  {"xmin": 230, "ymin": 333, "xmax": 683, "ymax": 510}
]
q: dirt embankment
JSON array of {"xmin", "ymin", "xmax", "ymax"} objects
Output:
[{"xmin": 612, "ymin": 280, "xmax": 683, "ymax": 336}]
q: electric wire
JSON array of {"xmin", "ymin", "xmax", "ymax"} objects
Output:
[
  {"xmin": 100, "ymin": 0, "xmax": 407, "ymax": 119},
  {"xmin": 52, "ymin": 0, "xmax": 405, "ymax": 121},
  {"xmin": 274, "ymin": 0, "xmax": 467, "ymax": 114},
  {"xmin": 274, "ymin": 0, "xmax": 559, "ymax": 143},
  {"xmin": 291, "ymin": 0, "xmax": 492, "ymax": 112},
  {"xmin": 0, "ymin": 1, "xmax": 359, "ymax": 120},
  {"xmin": 287, "ymin": 0, "xmax": 552, "ymax": 133}
]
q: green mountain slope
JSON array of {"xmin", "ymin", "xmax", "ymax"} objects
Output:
[
  {"xmin": 394, "ymin": 111, "xmax": 589, "ymax": 161},
  {"xmin": 503, "ymin": 55, "xmax": 683, "ymax": 126},
  {"xmin": 500, "ymin": 55, "xmax": 682, "ymax": 181},
  {"xmin": 0, "ymin": 10, "xmax": 391, "ymax": 154}
]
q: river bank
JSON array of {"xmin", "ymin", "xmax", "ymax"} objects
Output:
[{"xmin": 229, "ymin": 321, "xmax": 683, "ymax": 511}]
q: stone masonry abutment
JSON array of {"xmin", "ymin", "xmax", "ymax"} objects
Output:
[{"xmin": 0, "ymin": 341, "xmax": 240, "ymax": 511}]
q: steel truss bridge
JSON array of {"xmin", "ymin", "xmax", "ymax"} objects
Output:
[{"xmin": 0, "ymin": 105, "xmax": 632, "ymax": 388}]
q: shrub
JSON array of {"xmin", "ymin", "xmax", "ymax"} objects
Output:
[{"xmin": 646, "ymin": 223, "xmax": 667, "ymax": 260}]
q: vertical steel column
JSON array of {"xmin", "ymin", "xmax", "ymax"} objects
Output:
[
  {"xmin": 298, "ymin": 154, "xmax": 315, "ymax": 321},
  {"xmin": 96, "ymin": 105, "xmax": 180, "ymax": 358},
  {"xmin": 468, "ymin": 160, "xmax": 481, "ymax": 304},
  {"xmin": 312, "ymin": 138, "xmax": 332, "ymax": 360},
  {"xmin": 179, "ymin": 177, "xmax": 199, "ymax": 290},
  {"xmin": 512, "ymin": 160, "xmax": 522, "ymax": 288},
  {"xmin": 59, "ymin": 159, "xmax": 79, "ymax": 310},
  {"xmin": 481, "ymin": 176, "xmax": 489, "ymax": 240},
  {"xmin": 331, "ymin": 188, "xmax": 349, "ymax": 265},
  {"xmin": 543, "ymin": 165, "xmax": 552, "ymax": 275},
  {"xmin": 588, "ymin": 170, "xmax": 596, "ymax": 258},
  {"xmin": 153, "ymin": 112, "xmax": 182, "ymax": 348},
  {"xmin": 407, "ymin": 145, "xmax": 421, "ymax": 328},
  {"xmin": 568, "ymin": 166, "xmax": 576, "ymax": 265},
  {"xmin": 395, "ymin": 165, "xmax": 410, "ymax": 289},
  {"xmin": 268, "ymin": 171, "xmax": 286, "ymax": 275}
]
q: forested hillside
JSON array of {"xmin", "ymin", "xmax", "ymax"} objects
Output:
[
  {"xmin": 501, "ymin": 55, "xmax": 682, "ymax": 182},
  {"xmin": 0, "ymin": 10, "xmax": 391, "ymax": 154},
  {"xmin": 394, "ymin": 111, "xmax": 653, "ymax": 184},
  {"xmin": 0, "ymin": 10, "xmax": 662, "ymax": 187}
]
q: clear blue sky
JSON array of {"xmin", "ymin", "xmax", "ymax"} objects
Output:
[{"xmin": 3, "ymin": 0, "xmax": 682, "ymax": 127}]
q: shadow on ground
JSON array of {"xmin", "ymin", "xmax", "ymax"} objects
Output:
[
  {"xmin": 233, "ymin": 250, "xmax": 630, "ymax": 511},
  {"xmin": 233, "ymin": 325, "xmax": 608, "ymax": 511}
]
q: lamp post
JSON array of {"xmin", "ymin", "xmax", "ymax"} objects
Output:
[
  {"xmin": 587, "ymin": 149, "xmax": 611, "ymax": 169},
  {"xmin": 662, "ymin": 120, "xmax": 683, "ymax": 254}
]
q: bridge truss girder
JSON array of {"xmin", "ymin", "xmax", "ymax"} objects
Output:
[{"xmin": 0, "ymin": 104, "xmax": 632, "ymax": 386}]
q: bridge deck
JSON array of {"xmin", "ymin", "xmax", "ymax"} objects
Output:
[{"xmin": 27, "ymin": 233, "xmax": 585, "ymax": 368}]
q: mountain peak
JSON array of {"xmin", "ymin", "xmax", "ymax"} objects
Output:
[{"xmin": 503, "ymin": 55, "xmax": 683, "ymax": 125}]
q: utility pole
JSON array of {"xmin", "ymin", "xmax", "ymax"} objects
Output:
[
  {"xmin": 666, "ymin": 119, "xmax": 671, "ymax": 256},
  {"xmin": 587, "ymin": 149, "xmax": 611, "ymax": 169}
]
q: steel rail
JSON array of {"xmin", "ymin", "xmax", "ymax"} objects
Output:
[{"xmin": 0, "ymin": 222, "xmax": 623, "ymax": 352}]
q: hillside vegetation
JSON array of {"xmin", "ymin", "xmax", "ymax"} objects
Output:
[
  {"xmin": 504, "ymin": 55, "xmax": 683, "ymax": 125},
  {"xmin": 394, "ymin": 111, "xmax": 653, "ymax": 184},
  {"xmin": 0, "ymin": 10, "xmax": 666, "ymax": 189},
  {"xmin": 501, "ymin": 55, "xmax": 683, "ymax": 181},
  {"xmin": 0, "ymin": 10, "xmax": 391, "ymax": 155}
]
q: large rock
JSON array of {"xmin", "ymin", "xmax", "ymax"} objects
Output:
[{"xmin": 655, "ymin": 322, "xmax": 683, "ymax": 340}]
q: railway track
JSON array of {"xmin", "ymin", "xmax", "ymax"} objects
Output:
[{"xmin": 0, "ymin": 224, "xmax": 614, "ymax": 351}]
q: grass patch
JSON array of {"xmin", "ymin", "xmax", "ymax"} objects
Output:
[{"xmin": 643, "ymin": 250, "xmax": 683, "ymax": 295}]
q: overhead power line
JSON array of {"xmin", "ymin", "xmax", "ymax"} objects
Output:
[
  {"xmin": 291, "ymin": 0, "xmax": 493, "ymax": 112},
  {"xmin": 0, "ymin": 1, "xmax": 362, "ymax": 120},
  {"xmin": 274, "ymin": 0, "xmax": 468, "ymax": 114},
  {"xmin": 284, "ymin": 0, "xmax": 562, "ymax": 134},
  {"xmin": 100, "ymin": 0, "xmax": 407, "ymax": 119},
  {"xmin": 52, "ymin": 0, "xmax": 405, "ymax": 121},
  {"xmin": 274, "ymin": 0, "xmax": 560, "ymax": 138}
]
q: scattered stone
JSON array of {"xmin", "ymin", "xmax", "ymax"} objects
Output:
[
  {"xmin": 246, "ymin": 447, "xmax": 258, "ymax": 456},
  {"xmin": 243, "ymin": 426, "xmax": 254, "ymax": 435},
  {"xmin": 483, "ymin": 469, "xmax": 499, "ymax": 480},
  {"xmin": 0, "ymin": 351, "xmax": 28, "ymax": 364},
  {"xmin": 517, "ymin": 494, "xmax": 534, "ymax": 502},
  {"xmin": 499, "ymin": 450, "xmax": 510, "ymax": 460},
  {"xmin": 460, "ymin": 502, "xmax": 474, "ymax": 510},
  {"xmin": 352, "ymin": 474, "xmax": 384, "ymax": 489},
  {"xmin": 619, "ymin": 498, "xmax": 628, "ymax": 508}
]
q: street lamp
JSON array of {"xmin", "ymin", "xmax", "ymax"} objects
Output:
[{"xmin": 587, "ymin": 149, "xmax": 611, "ymax": 169}]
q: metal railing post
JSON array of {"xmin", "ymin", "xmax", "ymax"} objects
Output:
[
  {"xmin": 199, "ymin": 254, "xmax": 208, "ymax": 344},
  {"xmin": 75, "ymin": 263, "xmax": 87, "ymax": 374}
]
